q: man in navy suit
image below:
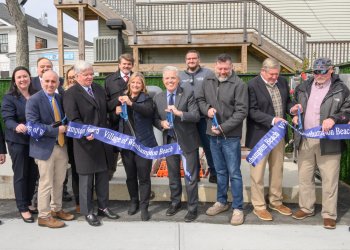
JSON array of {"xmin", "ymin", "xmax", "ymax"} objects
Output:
[
  {"xmin": 26, "ymin": 70, "xmax": 74, "ymax": 228},
  {"xmin": 245, "ymin": 58, "xmax": 293, "ymax": 221}
]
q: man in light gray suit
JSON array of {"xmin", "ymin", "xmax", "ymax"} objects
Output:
[{"xmin": 154, "ymin": 66, "xmax": 200, "ymax": 222}]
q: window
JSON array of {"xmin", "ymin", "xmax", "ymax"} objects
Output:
[
  {"xmin": 0, "ymin": 34, "xmax": 8, "ymax": 53},
  {"xmin": 35, "ymin": 36, "xmax": 47, "ymax": 49}
]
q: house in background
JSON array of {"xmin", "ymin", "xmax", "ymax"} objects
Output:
[
  {"xmin": 0, "ymin": 3, "xmax": 93, "ymax": 78},
  {"xmin": 54, "ymin": 0, "xmax": 350, "ymax": 76}
]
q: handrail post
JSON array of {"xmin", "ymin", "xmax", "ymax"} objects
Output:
[
  {"xmin": 302, "ymin": 33, "xmax": 307, "ymax": 60},
  {"xmin": 258, "ymin": 3, "xmax": 262, "ymax": 46},
  {"xmin": 187, "ymin": 3, "xmax": 192, "ymax": 44},
  {"xmin": 243, "ymin": 1, "xmax": 247, "ymax": 42},
  {"xmin": 133, "ymin": 0, "xmax": 137, "ymax": 44}
]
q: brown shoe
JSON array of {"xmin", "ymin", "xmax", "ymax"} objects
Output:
[
  {"xmin": 292, "ymin": 209, "xmax": 314, "ymax": 220},
  {"xmin": 51, "ymin": 210, "xmax": 74, "ymax": 221},
  {"xmin": 38, "ymin": 217, "xmax": 65, "ymax": 228},
  {"xmin": 269, "ymin": 204, "xmax": 292, "ymax": 216},
  {"xmin": 323, "ymin": 218, "xmax": 336, "ymax": 229},
  {"xmin": 76, "ymin": 205, "xmax": 80, "ymax": 214},
  {"xmin": 253, "ymin": 209, "xmax": 273, "ymax": 221}
]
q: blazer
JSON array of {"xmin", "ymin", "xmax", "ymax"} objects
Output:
[
  {"xmin": 31, "ymin": 76, "xmax": 64, "ymax": 95},
  {"xmin": 245, "ymin": 75, "xmax": 293, "ymax": 149},
  {"xmin": 104, "ymin": 71, "xmax": 131, "ymax": 131},
  {"xmin": 25, "ymin": 90, "xmax": 64, "ymax": 160},
  {"xmin": 153, "ymin": 86, "xmax": 200, "ymax": 153},
  {"xmin": 1, "ymin": 93, "xmax": 31, "ymax": 145},
  {"xmin": 63, "ymin": 82, "xmax": 114, "ymax": 175}
]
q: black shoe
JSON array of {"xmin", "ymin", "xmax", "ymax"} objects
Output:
[
  {"xmin": 166, "ymin": 203, "xmax": 181, "ymax": 216},
  {"xmin": 20, "ymin": 212, "xmax": 34, "ymax": 223},
  {"xmin": 62, "ymin": 191, "xmax": 73, "ymax": 202},
  {"xmin": 28, "ymin": 208, "xmax": 38, "ymax": 214},
  {"xmin": 85, "ymin": 214, "xmax": 101, "ymax": 226},
  {"xmin": 128, "ymin": 202, "xmax": 139, "ymax": 215},
  {"xmin": 184, "ymin": 210, "xmax": 198, "ymax": 222},
  {"xmin": 0, "ymin": 219, "xmax": 2, "ymax": 225},
  {"xmin": 209, "ymin": 174, "xmax": 217, "ymax": 183},
  {"xmin": 141, "ymin": 209, "xmax": 150, "ymax": 221},
  {"xmin": 97, "ymin": 208, "xmax": 119, "ymax": 219}
]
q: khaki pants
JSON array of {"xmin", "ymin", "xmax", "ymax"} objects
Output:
[
  {"xmin": 250, "ymin": 139, "xmax": 285, "ymax": 210},
  {"xmin": 37, "ymin": 145, "xmax": 68, "ymax": 218},
  {"xmin": 298, "ymin": 138, "xmax": 340, "ymax": 220}
]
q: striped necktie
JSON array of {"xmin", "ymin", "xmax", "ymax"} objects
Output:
[{"xmin": 52, "ymin": 97, "xmax": 64, "ymax": 147}]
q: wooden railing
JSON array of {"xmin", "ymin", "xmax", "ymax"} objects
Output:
[{"xmin": 306, "ymin": 41, "xmax": 350, "ymax": 65}]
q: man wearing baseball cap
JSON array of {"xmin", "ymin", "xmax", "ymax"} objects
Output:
[{"xmin": 290, "ymin": 58, "xmax": 350, "ymax": 229}]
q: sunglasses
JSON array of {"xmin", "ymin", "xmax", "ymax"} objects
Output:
[{"xmin": 313, "ymin": 69, "xmax": 329, "ymax": 75}]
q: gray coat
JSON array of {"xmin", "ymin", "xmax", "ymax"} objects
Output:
[
  {"xmin": 197, "ymin": 71, "xmax": 248, "ymax": 137},
  {"xmin": 294, "ymin": 74, "xmax": 350, "ymax": 155}
]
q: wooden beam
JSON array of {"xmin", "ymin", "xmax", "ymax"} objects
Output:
[
  {"xmin": 57, "ymin": 8, "xmax": 64, "ymax": 77},
  {"xmin": 133, "ymin": 47, "xmax": 139, "ymax": 71},
  {"xmin": 78, "ymin": 6, "xmax": 85, "ymax": 60},
  {"xmin": 241, "ymin": 44, "xmax": 248, "ymax": 73}
]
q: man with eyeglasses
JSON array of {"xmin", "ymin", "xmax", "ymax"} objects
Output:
[{"xmin": 290, "ymin": 58, "xmax": 350, "ymax": 229}]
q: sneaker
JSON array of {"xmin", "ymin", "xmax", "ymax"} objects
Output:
[
  {"xmin": 253, "ymin": 209, "xmax": 273, "ymax": 221},
  {"xmin": 206, "ymin": 202, "xmax": 229, "ymax": 216},
  {"xmin": 38, "ymin": 217, "xmax": 65, "ymax": 228},
  {"xmin": 323, "ymin": 218, "xmax": 336, "ymax": 229},
  {"xmin": 230, "ymin": 209, "xmax": 244, "ymax": 226},
  {"xmin": 292, "ymin": 209, "xmax": 314, "ymax": 220},
  {"xmin": 269, "ymin": 204, "xmax": 292, "ymax": 216}
]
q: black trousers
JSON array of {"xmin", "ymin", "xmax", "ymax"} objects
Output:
[
  {"xmin": 166, "ymin": 137, "xmax": 199, "ymax": 212},
  {"xmin": 7, "ymin": 142, "xmax": 38, "ymax": 212},
  {"xmin": 65, "ymin": 137, "xmax": 79, "ymax": 204},
  {"xmin": 121, "ymin": 150, "xmax": 152, "ymax": 209},
  {"xmin": 79, "ymin": 170, "xmax": 109, "ymax": 215}
]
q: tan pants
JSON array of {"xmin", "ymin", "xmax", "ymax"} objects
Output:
[
  {"xmin": 250, "ymin": 139, "xmax": 285, "ymax": 210},
  {"xmin": 298, "ymin": 138, "xmax": 340, "ymax": 220},
  {"xmin": 37, "ymin": 145, "xmax": 68, "ymax": 218}
]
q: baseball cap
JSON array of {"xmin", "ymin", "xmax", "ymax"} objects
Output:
[{"xmin": 313, "ymin": 58, "xmax": 333, "ymax": 71}]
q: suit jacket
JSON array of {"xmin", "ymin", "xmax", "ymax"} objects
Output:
[
  {"xmin": 1, "ymin": 93, "xmax": 30, "ymax": 145},
  {"xmin": 0, "ymin": 124, "xmax": 6, "ymax": 154},
  {"xmin": 63, "ymin": 82, "xmax": 114, "ymax": 175},
  {"xmin": 31, "ymin": 76, "xmax": 64, "ymax": 95},
  {"xmin": 104, "ymin": 71, "xmax": 131, "ymax": 131},
  {"xmin": 153, "ymin": 86, "xmax": 200, "ymax": 153},
  {"xmin": 25, "ymin": 90, "xmax": 64, "ymax": 160},
  {"xmin": 245, "ymin": 75, "xmax": 293, "ymax": 149}
]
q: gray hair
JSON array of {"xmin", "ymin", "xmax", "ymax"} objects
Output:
[
  {"xmin": 74, "ymin": 60, "xmax": 93, "ymax": 74},
  {"xmin": 262, "ymin": 58, "xmax": 280, "ymax": 71},
  {"xmin": 162, "ymin": 66, "xmax": 180, "ymax": 77}
]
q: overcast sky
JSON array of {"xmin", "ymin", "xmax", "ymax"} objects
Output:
[{"xmin": 0, "ymin": 0, "xmax": 98, "ymax": 42}]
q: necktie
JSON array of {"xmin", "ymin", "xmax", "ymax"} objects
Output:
[
  {"xmin": 168, "ymin": 93, "xmax": 175, "ymax": 137},
  {"xmin": 124, "ymin": 75, "xmax": 129, "ymax": 82},
  {"xmin": 87, "ymin": 87, "xmax": 94, "ymax": 98},
  {"xmin": 52, "ymin": 97, "xmax": 64, "ymax": 147}
]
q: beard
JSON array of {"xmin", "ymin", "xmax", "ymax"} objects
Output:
[{"xmin": 215, "ymin": 71, "xmax": 232, "ymax": 82}]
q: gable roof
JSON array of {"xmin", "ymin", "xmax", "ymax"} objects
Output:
[{"xmin": 0, "ymin": 3, "xmax": 92, "ymax": 45}]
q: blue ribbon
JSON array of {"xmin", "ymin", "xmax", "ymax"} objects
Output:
[
  {"xmin": 26, "ymin": 121, "xmax": 47, "ymax": 139},
  {"xmin": 297, "ymin": 107, "xmax": 303, "ymax": 131},
  {"xmin": 66, "ymin": 121, "xmax": 183, "ymax": 160},
  {"xmin": 120, "ymin": 102, "xmax": 128, "ymax": 121},
  {"xmin": 212, "ymin": 113, "xmax": 219, "ymax": 129},
  {"xmin": 166, "ymin": 111, "xmax": 174, "ymax": 128},
  {"xmin": 247, "ymin": 122, "xmax": 350, "ymax": 167}
]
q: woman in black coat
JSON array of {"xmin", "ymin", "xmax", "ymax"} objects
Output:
[
  {"xmin": 1, "ymin": 66, "xmax": 38, "ymax": 223},
  {"xmin": 116, "ymin": 72, "xmax": 157, "ymax": 221}
]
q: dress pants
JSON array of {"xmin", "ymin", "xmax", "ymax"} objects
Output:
[
  {"xmin": 67, "ymin": 137, "xmax": 79, "ymax": 204},
  {"xmin": 36, "ymin": 145, "xmax": 68, "ymax": 218},
  {"xmin": 121, "ymin": 150, "xmax": 152, "ymax": 209},
  {"xmin": 166, "ymin": 137, "xmax": 199, "ymax": 212},
  {"xmin": 79, "ymin": 170, "xmax": 109, "ymax": 215},
  {"xmin": 7, "ymin": 142, "xmax": 38, "ymax": 212},
  {"xmin": 250, "ymin": 139, "xmax": 285, "ymax": 210},
  {"xmin": 298, "ymin": 138, "xmax": 341, "ymax": 220}
]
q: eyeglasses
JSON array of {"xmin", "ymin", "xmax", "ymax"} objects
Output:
[
  {"xmin": 313, "ymin": 69, "xmax": 329, "ymax": 75},
  {"xmin": 68, "ymin": 76, "xmax": 75, "ymax": 80}
]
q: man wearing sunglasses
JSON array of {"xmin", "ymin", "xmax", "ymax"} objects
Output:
[{"xmin": 290, "ymin": 58, "xmax": 350, "ymax": 229}]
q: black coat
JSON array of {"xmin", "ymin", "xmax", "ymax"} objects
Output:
[
  {"xmin": 0, "ymin": 124, "xmax": 6, "ymax": 154},
  {"xmin": 245, "ymin": 75, "xmax": 292, "ymax": 149},
  {"xmin": 104, "ymin": 71, "xmax": 130, "ymax": 131},
  {"xmin": 63, "ymin": 83, "xmax": 114, "ymax": 175}
]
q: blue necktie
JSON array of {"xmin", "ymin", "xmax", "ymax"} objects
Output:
[
  {"xmin": 87, "ymin": 87, "xmax": 94, "ymax": 98},
  {"xmin": 168, "ymin": 93, "xmax": 175, "ymax": 137}
]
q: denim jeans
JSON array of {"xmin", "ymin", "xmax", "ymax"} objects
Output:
[
  {"xmin": 197, "ymin": 117, "xmax": 216, "ymax": 175},
  {"xmin": 210, "ymin": 136, "xmax": 243, "ymax": 210}
]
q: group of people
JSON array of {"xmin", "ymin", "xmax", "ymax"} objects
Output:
[{"xmin": 0, "ymin": 51, "xmax": 348, "ymax": 230}]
